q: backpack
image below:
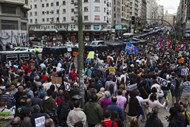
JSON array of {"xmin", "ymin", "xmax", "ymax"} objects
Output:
[
  {"xmin": 59, "ymin": 101, "xmax": 71, "ymax": 120},
  {"xmin": 100, "ymin": 120, "xmax": 115, "ymax": 127}
]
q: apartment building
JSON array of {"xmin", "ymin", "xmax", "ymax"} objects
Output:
[
  {"xmin": 0, "ymin": 0, "xmax": 30, "ymax": 50},
  {"xmin": 146, "ymin": 0, "xmax": 158, "ymax": 24},
  {"xmin": 130, "ymin": 0, "xmax": 138, "ymax": 17},
  {"xmin": 28, "ymin": 0, "xmax": 112, "ymax": 41},
  {"xmin": 157, "ymin": 5, "xmax": 164, "ymax": 24}
]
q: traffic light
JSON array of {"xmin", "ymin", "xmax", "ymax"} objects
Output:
[{"xmin": 131, "ymin": 16, "xmax": 135, "ymax": 24}]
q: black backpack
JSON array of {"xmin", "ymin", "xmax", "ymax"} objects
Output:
[{"xmin": 59, "ymin": 101, "xmax": 71, "ymax": 120}]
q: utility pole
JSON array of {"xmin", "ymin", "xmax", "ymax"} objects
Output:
[{"xmin": 78, "ymin": 0, "xmax": 85, "ymax": 106}]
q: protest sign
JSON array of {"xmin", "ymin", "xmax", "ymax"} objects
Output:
[
  {"xmin": 156, "ymin": 77, "xmax": 169, "ymax": 87},
  {"xmin": 35, "ymin": 116, "xmax": 45, "ymax": 127},
  {"xmin": 108, "ymin": 67, "xmax": 116, "ymax": 74},
  {"xmin": 181, "ymin": 68, "xmax": 189, "ymax": 76},
  {"xmin": 52, "ymin": 77, "xmax": 62, "ymax": 84}
]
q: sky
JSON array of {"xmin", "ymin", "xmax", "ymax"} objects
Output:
[{"xmin": 157, "ymin": 0, "xmax": 180, "ymax": 14}]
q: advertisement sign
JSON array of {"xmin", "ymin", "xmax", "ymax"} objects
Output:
[{"xmin": 115, "ymin": 24, "xmax": 123, "ymax": 30}]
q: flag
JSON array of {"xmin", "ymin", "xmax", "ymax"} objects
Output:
[{"xmin": 125, "ymin": 43, "xmax": 138, "ymax": 54}]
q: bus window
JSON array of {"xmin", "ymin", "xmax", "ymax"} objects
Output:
[
  {"xmin": 6, "ymin": 54, "xmax": 18, "ymax": 62},
  {"xmin": 19, "ymin": 54, "xmax": 30, "ymax": 61}
]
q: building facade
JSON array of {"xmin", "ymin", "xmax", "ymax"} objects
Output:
[
  {"xmin": 28, "ymin": 0, "xmax": 112, "ymax": 42},
  {"xmin": 0, "ymin": 0, "xmax": 30, "ymax": 50},
  {"xmin": 163, "ymin": 10, "xmax": 175, "ymax": 26},
  {"xmin": 130, "ymin": 0, "xmax": 138, "ymax": 17},
  {"xmin": 121, "ymin": 0, "xmax": 130, "ymax": 27},
  {"xmin": 157, "ymin": 5, "xmax": 164, "ymax": 25},
  {"xmin": 176, "ymin": 0, "xmax": 190, "ymax": 37},
  {"xmin": 138, "ymin": 0, "xmax": 146, "ymax": 23},
  {"xmin": 146, "ymin": 0, "xmax": 158, "ymax": 25}
]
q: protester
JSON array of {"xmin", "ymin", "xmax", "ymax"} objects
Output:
[
  {"xmin": 67, "ymin": 100, "xmax": 87, "ymax": 127},
  {"xmin": 84, "ymin": 94, "xmax": 103, "ymax": 127},
  {"xmin": 144, "ymin": 107, "xmax": 163, "ymax": 127},
  {"xmin": 0, "ymin": 31, "xmax": 189, "ymax": 127}
]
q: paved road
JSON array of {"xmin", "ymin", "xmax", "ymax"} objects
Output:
[{"xmin": 138, "ymin": 107, "xmax": 169, "ymax": 127}]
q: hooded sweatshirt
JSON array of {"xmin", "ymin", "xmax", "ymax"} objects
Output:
[{"xmin": 43, "ymin": 96, "xmax": 57, "ymax": 113}]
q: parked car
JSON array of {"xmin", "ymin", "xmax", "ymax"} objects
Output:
[{"xmin": 90, "ymin": 40, "xmax": 106, "ymax": 46}]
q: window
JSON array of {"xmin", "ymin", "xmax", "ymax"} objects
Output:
[
  {"xmin": 35, "ymin": 11, "xmax": 37, "ymax": 16},
  {"xmin": 47, "ymin": 18, "xmax": 49, "ymax": 22},
  {"xmin": 46, "ymin": 3, "xmax": 49, "ymax": 7},
  {"xmin": 35, "ymin": 19, "xmax": 37, "ymax": 23},
  {"xmin": 57, "ymin": 10, "xmax": 59, "ymax": 14},
  {"xmin": 84, "ymin": 16, "xmax": 88, "ymax": 21},
  {"xmin": 84, "ymin": 7, "xmax": 88, "ymax": 12},
  {"xmin": 85, "ymin": 25, "xmax": 91, "ymax": 30},
  {"xmin": 30, "ymin": 12, "xmax": 32, "ymax": 16},
  {"xmin": 57, "ymin": 17, "xmax": 59, "ymax": 22},
  {"xmin": 46, "ymin": 11, "xmax": 49, "ymax": 14},
  {"xmin": 51, "ymin": 18, "xmax": 54, "ymax": 22},
  {"xmin": 42, "ymin": 11, "xmax": 45, "ymax": 14},
  {"xmin": 71, "ymin": 17, "xmax": 74, "ymax": 21},
  {"xmin": 56, "ymin": 2, "xmax": 59, "ymax": 6},
  {"xmin": 84, "ymin": 0, "xmax": 88, "ymax": 2},
  {"xmin": 63, "ymin": 17, "xmax": 66, "ymax": 21},
  {"xmin": 51, "ymin": 3, "xmax": 53, "ymax": 6},
  {"xmin": 1, "ymin": 20, "xmax": 18, "ymax": 30},
  {"xmin": 63, "ymin": 1, "xmax": 66, "ymax": 5},
  {"xmin": 94, "ymin": 6, "xmax": 100, "ymax": 12},
  {"xmin": 34, "ymin": 4, "xmax": 37, "ymax": 8},
  {"xmin": 104, "ymin": 16, "xmax": 106, "ymax": 21},
  {"xmin": 93, "ymin": 25, "xmax": 99, "ymax": 30},
  {"xmin": 30, "ymin": 19, "xmax": 32, "ymax": 23},
  {"xmin": 94, "ymin": 15, "xmax": 100, "ymax": 20},
  {"xmin": 63, "ymin": 9, "xmax": 66, "ymax": 13},
  {"xmin": 95, "ymin": 0, "xmax": 100, "ymax": 2},
  {"xmin": 42, "ymin": 4, "xmax": 44, "ymax": 7},
  {"xmin": 42, "ymin": 18, "xmax": 45, "ymax": 22},
  {"xmin": 2, "ymin": 5, "xmax": 16, "ymax": 14},
  {"xmin": 71, "ymin": 9, "xmax": 74, "ymax": 12},
  {"xmin": 21, "ymin": 23, "xmax": 27, "ymax": 30},
  {"xmin": 25, "ymin": 0, "xmax": 28, "ymax": 5},
  {"xmin": 104, "ymin": 8, "xmax": 106, "ymax": 12},
  {"xmin": 114, "ymin": 13, "xmax": 116, "ymax": 18}
]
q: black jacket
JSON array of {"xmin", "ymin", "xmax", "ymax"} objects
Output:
[{"xmin": 145, "ymin": 113, "xmax": 163, "ymax": 127}]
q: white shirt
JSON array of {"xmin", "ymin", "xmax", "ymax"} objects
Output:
[
  {"xmin": 67, "ymin": 108, "xmax": 87, "ymax": 127},
  {"xmin": 42, "ymin": 82, "xmax": 52, "ymax": 91},
  {"xmin": 143, "ymin": 99, "xmax": 166, "ymax": 113},
  {"xmin": 136, "ymin": 96, "xmax": 144, "ymax": 106}
]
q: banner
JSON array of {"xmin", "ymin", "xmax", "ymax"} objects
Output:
[
  {"xmin": 35, "ymin": 116, "xmax": 45, "ymax": 127},
  {"xmin": 181, "ymin": 68, "xmax": 189, "ymax": 76},
  {"xmin": 156, "ymin": 77, "xmax": 169, "ymax": 87}
]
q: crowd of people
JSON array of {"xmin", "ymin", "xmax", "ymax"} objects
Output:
[{"xmin": 0, "ymin": 32, "xmax": 190, "ymax": 127}]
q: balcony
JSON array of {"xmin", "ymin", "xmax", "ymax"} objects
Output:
[{"xmin": 0, "ymin": 0, "xmax": 26, "ymax": 5}]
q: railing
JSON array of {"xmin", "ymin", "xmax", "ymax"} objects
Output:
[{"xmin": 1, "ymin": 0, "xmax": 26, "ymax": 5}]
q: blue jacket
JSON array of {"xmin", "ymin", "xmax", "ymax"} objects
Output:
[{"xmin": 107, "ymin": 103, "xmax": 124, "ymax": 121}]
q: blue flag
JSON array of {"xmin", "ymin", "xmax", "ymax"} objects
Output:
[{"xmin": 125, "ymin": 43, "xmax": 138, "ymax": 54}]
